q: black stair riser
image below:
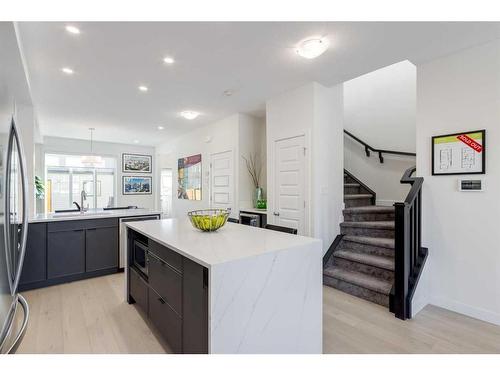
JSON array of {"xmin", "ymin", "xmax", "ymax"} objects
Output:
[
  {"xmin": 343, "ymin": 212, "xmax": 395, "ymax": 221},
  {"xmin": 323, "ymin": 275, "xmax": 389, "ymax": 307},
  {"xmin": 344, "ymin": 198, "xmax": 372, "ymax": 208},
  {"xmin": 341, "ymin": 226, "xmax": 395, "ymax": 238},
  {"xmin": 340, "ymin": 240, "xmax": 395, "ymax": 257},
  {"xmin": 332, "ymin": 256, "xmax": 394, "ymax": 281}
]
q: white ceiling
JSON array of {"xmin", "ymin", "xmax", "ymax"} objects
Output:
[{"xmin": 17, "ymin": 22, "xmax": 500, "ymax": 146}]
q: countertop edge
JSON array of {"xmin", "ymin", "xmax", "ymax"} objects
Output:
[
  {"xmin": 125, "ymin": 221, "xmax": 322, "ymax": 269},
  {"xmin": 29, "ymin": 210, "xmax": 162, "ymax": 223}
]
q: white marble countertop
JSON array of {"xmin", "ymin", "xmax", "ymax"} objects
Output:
[
  {"xmin": 30, "ymin": 208, "xmax": 162, "ymax": 223},
  {"xmin": 126, "ymin": 218, "xmax": 320, "ymax": 268}
]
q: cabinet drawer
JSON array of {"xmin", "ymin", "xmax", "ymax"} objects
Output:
[
  {"xmin": 129, "ymin": 267, "xmax": 148, "ymax": 314},
  {"xmin": 85, "ymin": 218, "xmax": 118, "ymax": 229},
  {"xmin": 149, "ymin": 253, "xmax": 182, "ymax": 315},
  {"xmin": 149, "ymin": 240, "xmax": 182, "ymax": 274},
  {"xmin": 48, "ymin": 220, "xmax": 86, "ymax": 232},
  {"xmin": 149, "ymin": 287, "xmax": 182, "ymax": 353}
]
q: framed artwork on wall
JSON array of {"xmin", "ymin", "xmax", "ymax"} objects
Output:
[
  {"xmin": 122, "ymin": 153, "xmax": 152, "ymax": 173},
  {"xmin": 178, "ymin": 154, "xmax": 202, "ymax": 200},
  {"xmin": 432, "ymin": 130, "xmax": 485, "ymax": 175},
  {"xmin": 123, "ymin": 176, "xmax": 152, "ymax": 195}
]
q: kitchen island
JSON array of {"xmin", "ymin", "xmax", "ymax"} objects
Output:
[{"xmin": 125, "ymin": 218, "xmax": 322, "ymax": 354}]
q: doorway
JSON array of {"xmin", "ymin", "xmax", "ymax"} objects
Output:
[{"xmin": 160, "ymin": 168, "xmax": 172, "ymax": 217}]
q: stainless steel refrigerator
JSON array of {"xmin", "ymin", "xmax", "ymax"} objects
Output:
[{"xmin": 0, "ymin": 111, "xmax": 30, "ymax": 353}]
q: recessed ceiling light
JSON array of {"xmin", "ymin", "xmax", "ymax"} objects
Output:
[
  {"xmin": 180, "ymin": 110, "xmax": 200, "ymax": 120},
  {"xmin": 296, "ymin": 37, "xmax": 329, "ymax": 59},
  {"xmin": 133, "ymin": 140, "xmax": 139, "ymax": 144},
  {"xmin": 157, "ymin": 126, "xmax": 165, "ymax": 130},
  {"xmin": 163, "ymin": 56, "xmax": 175, "ymax": 64},
  {"xmin": 65, "ymin": 25, "xmax": 80, "ymax": 35},
  {"xmin": 138, "ymin": 85, "xmax": 148, "ymax": 92},
  {"xmin": 223, "ymin": 89, "xmax": 233, "ymax": 97},
  {"xmin": 61, "ymin": 67, "xmax": 74, "ymax": 75}
]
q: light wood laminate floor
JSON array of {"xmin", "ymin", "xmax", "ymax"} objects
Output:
[{"xmin": 15, "ymin": 273, "xmax": 500, "ymax": 354}]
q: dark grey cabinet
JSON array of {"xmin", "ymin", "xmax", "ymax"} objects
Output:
[
  {"xmin": 129, "ymin": 266, "xmax": 148, "ymax": 313},
  {"xmin": 86, "ymin": 226, "xmax": 118, "ymax": 272},
  {"xmin": 148, "ymin": 253, "xmax": 182, "ymax": 314},
  {"xmin": 47, "ymin": 228, "xmax": 86, "ymax": 279},
  {"xmin": 19, "ymin": 223, "xmax": 47, "ymax": 286},
  {"xmin": 20, "ymin": 217, "xmax": 121, "ymax": 291},
  {"xmin": 149, "ymin": 287, "xmax": 183, "ymax": 353},
  {"xmin": 127, "ymin": 229, "xmax": 208, "ymax": 354},
  {"xmin": 182, "ymin": 257, "xmax": 208, "ymax": 354}
]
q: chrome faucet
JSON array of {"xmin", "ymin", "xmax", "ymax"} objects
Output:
[{"xmin": 79, "ymin": 189, "xmax": 87, "ymax": 213}]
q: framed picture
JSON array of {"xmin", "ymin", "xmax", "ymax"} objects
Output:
[
  {"xmin": 432, "ymin": 130, "xmax": 485, "ymax": 175},
  {"xmin": 123, "ymin": 176, "xmax": 152, "ymax": 195},
  {"xmin": 122, "ymin": 153, "xmax": 152, "ymax": 173},
  {"xmin": 177, "ymin": 154, "xmax": 202, "ymax": 200}
]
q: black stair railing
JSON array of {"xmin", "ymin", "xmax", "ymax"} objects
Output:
[
  {"xmin": 390, "ymin": 166, "xmax": 428, "ymax": 320},
  {"xmin": 344, "ymin": 130, "xmax": 416, "ymax": 163}
]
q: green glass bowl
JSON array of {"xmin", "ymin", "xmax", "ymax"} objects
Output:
[{"xmin": 187, "ymin": 209, "xmax": 230, "ymax": 232}]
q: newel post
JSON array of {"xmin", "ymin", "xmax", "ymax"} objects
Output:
[{"xmin": 393, "ymin": 202, "xmax": 410, "ymax": 320}]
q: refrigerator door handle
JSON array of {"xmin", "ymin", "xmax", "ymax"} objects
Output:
[
  {"xmin": 3, "ymin": 119, "xmax": 15, "ymax": 293},
  {"xmin": 3, "ymin": 118, "xmax": 29, "ymax": 295},
  {"xmin": 4, "ymin": 295, "xmax": 29, "ymax": 354},
  {"xmin": 11, "ymin": 119, "xmax": 29, "ymax": 295}
]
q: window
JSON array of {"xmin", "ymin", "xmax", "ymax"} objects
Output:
[{"xmin": 45, "ymin": 153, "xmax": 116, "ymax": 212}]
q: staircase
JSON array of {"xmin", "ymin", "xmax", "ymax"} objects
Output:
[{"xmin": 323, "ymin": 171, "xmax": 395, "ymax": 307}]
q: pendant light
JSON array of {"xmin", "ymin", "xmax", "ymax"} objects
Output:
[{"xmin": 81, "ymin": 128, "xmax": 103, "ymax": 167}]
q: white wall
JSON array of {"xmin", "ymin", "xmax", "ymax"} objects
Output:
[
  {"xmin": 156, "ymin": 113, "xmax": 265, "ymax": 219},
  {"xmin": 238, "ymin": 114, "xmax": 266, "ymax": 209},
  {"xmin": 37, "ymin": 136, "xmax": 156, "ymax": 211},
  {"xmin": 415, "ymin": 40, "xmax": 500, "ymax": 325},
  {"xmin": 266, "ymin": 82, "xmax": 344, "ymax": 253},
  {"xmin": 344, "ymin": 61, "xmax": 416, "ymax": 204}
]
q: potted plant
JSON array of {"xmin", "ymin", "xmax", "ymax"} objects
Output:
[
  {"xmin": 242, "ymin": 153, "xmax": 265, "ymax": 209},
  {"xmin": 35, "ymin": 175, "xmax": 45, "ymax": 200}
]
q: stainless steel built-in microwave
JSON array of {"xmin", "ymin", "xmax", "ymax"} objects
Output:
[{"xmin": 132, "ymin": 240, "xmax": 149, "ymax": 276}]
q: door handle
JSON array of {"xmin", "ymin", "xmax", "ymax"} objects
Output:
[
  {"xmin": 273, "ymin": 212, "xmax": 280, "ymax": 216},
  {"xmin": 5, "ymin": 117, "xmax": 30, "ymax": 295}
]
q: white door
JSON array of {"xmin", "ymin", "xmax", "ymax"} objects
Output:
[
  {"xmin": 210, "ymin": 150, "xmax": 234, "ymax": 215},
  {"xmin": 160, "ymin": 168, "xmax": 173, "ymax": 217},
  {"xmin": 274, "ymin": 135, "xmax": 306, "ymax": 234}
]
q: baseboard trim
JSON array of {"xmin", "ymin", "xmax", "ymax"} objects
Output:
[{"xmin": 430, "ymin": 295, "xmax": 500, "ymax": 327}]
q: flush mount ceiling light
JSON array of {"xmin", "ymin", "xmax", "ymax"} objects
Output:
[
  {"xmin": 133, "ymin": 139, "xmax": 140, "ymax": 144},
  {"xmin": 296, "ymin": 37, "xmax": 329, "ymax": 59},
  {"xmin": 138, "ymin": 85, "xmax": 148, "ymax": 92},
  {"xmin": 61, "ymin": 67, "xmax": 74, "ymax": 75},
  {"xmin": 180, "ymin": 110, "xmax": 200, "ymax": 120},
  {"xmin": 163, "ymin": 56, "xmax": 175, "ymax": 64},
  {"xmin": 65, "ymin": 25, "xmax": 80, "ymax": 35},
  {"xmin": 157, "ymin": 125, "xmax": 165, "ymax": 130}
]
